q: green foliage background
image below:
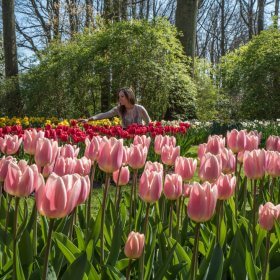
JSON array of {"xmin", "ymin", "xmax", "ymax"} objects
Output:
[
  {"xmin": 219, "ymin": 29, "xmax": 280, "ymax": 120},
  {"xmin": 14, "ymin": 19, "xmax": 197, "ymax": 120}
]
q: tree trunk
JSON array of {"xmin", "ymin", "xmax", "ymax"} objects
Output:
[
  {"xmin": 131, "ymin": 0, "xmax": 136, "ymax": 18},
  {"xmin": 274, "ymin": 0, "xmax": 279, "ymax": 28},
  {"xmin": 121, "ymin": 0, "xmax": 128, "ymax": 20},
  {"xmin": 66, "ymin": 0, "xmax": 78, "ymax": 38},
  {"xmin": 257, "ymin": 0, "xmax": 265, "ymax": 34},
  {"xmin": 52, "ymin": 0, "xmax": 60, "ymax": 40},
  {"xmin": 175, "ymin": 0, "xmax": 199, "ymax": 73},
  {"xmin": 104, "ymin": 0, "xmax": 113, "ymax": 22},
  {"xmin": 113, "ymin": 0, "xmax": 120, "ymax": 21},
  {"xmin": 85, "ymin": 0, "xmax": 94, "ymax": 28},
  {"xmin": 248, "ymin": 0, "xmax": 254, "ymax": 39},
  {"xmin": 220, "ymin": 0, "xmax": 225, "ymax": 56},
  {"xmin": 2, "ymin": 0, "xmax": 22, "ymax": 115}
]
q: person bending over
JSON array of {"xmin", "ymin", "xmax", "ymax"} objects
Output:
[{"xmin": 79, "ymin": 87, "xmax": 151, "ymax": 128}]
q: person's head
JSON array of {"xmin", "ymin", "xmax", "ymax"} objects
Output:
[{"xmin": 118, "ymin": 88, "xmax": 136, "ymax": 107}]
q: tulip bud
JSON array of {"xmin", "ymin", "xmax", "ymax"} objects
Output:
[
  {"xmin": 259, "ymin": 202, "xmax": 278, "ymax": 231},
  {"xmin": 199, "ymin": 153, "xmax": 222, "ymax": 183},
  {"xmin": 163, "ymin": 174, "xmax": 182, "ymax": 200},
  {"xmin": 124, "ymin": 231, "xmax": 145, "ymax": 259},
  {"xmin": 113, "ymin": 166, "xmax": 130, "ymax": 186},
  {"xmin": 175, "ymin": 156, "xmax": 197, "ymax": 181},
  {"xmin": 216, "ymin": 174, "xmax": 236, "ymax": 200}
]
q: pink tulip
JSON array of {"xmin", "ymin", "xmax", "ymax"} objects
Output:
[
  {"xmin": 187, "ymin": 182, "xmax": 218, "ymax": 222},
  {"xmin": 36, "ymin": 173, "xmax": 82, "ymax": 218},
  {"xmin": 259, "ymin": 202, "xmax": 278, "ymax": 231},
  {"xmin": 197, "ymin": 143, "xmax": 207, "ymax": 160},
  {"xmin": 127, "ymin": 144, "xmax": 147, "ymax": 170},
  {"xmin": 175, "ymin": 156, "xmax": 197, "ymax": 181},
  {"xmin": 84, "ymin": 136, "xmax": 102, "ymax": 162},
  {"xmin": 77, "ymin": 175, "xmax": 90, "ymax": 205},
  {"xmin": 0, "ymin": 156, "xmax": 16, "ymax": 182},
  {"xmin": 74, "ymin": 157, "xmax": 91, "ymax": 176},
  {"xmin": 206, "ymin": 135, "xmax": 225, "ymax": 155},
  {"xmin": 227, "ymin": 129, "xmax": 247, "ymax": 153},
  {"xmin": 243, "ymin": 149, "xmax": 266, "ymax": 179},
  {"xmin": 35, "ymin": 138, "xmax": 58, "ymax": 167},
  {"xmin": 42, "ymin": 162, "xmax": 54, "ymax": 178},
  {"xmin": 113, "ymin": 166, "xmax": 130, "ymax": 186},
  {"xmin": 182, "ymin": 183, "xmax": 193, "ymax": 197},
  {"xmin": 199, "ymin": 153, "xmax": 222, "ymax": 183},
  {"xmin": 0, "ymin": 135, "xmax": 22, "ymax": 155},
  {"xmin": 4, "ymin": 161, "xmax": 39, "ymax": 197},
  {"xmin": 139, "ymin": 170, "xmax": 162, "ymax": 203},
  {"xmin": 124, "ymin": 231, "xmax": 145, "ymax": 259},
  {"xmin": 133, "ymin": 135, "xmax": 151, "ymax": 150},
  {"xmin": 220, "ymin": 148, "xmax": 236, "ymax": 174},
  {"xmin": 163, "ymin": 174, "xmax": 182, "ymax": 200},
  {"xmin": 245, "ymin": 134, "xmax": 259, "ymax": 151},
  {"xmin": 266, "ymin": 135, "xmax": 279, "ymax": 151},
  {"xmin": 122, "ymin": 146, "xmax": 129, "ymax": 165},
  {"xmin": 161, "ymin": 145, "xmax": 180, "ymax": 166},
  {"xmin": 265, "ymin": 151, "xmax": 280, "ymax": 177},
  {"xmin": 97, "ymin": 137, "xmax": 123, "ymax": 173},
  {"xmin": 216, "ymin": 174, "xmax": 236, "ymax": 200},
  {"xmin": 23, "ymin": 129, "xmax": 44, "ymax": 155},
  {"xmin": 154, "ymin": 135, "xmax": 176, "ymax": 155},
  {"xmin": 59, "ymin": 144, "xmax": 80, "ymax": 158},
  {"xmin": 144, "ymin": 161, "xmax": 163, "ymax": 175},
  {"xmin": 53, "ymin": 157, "xmax": 75, "ymax": 176}
]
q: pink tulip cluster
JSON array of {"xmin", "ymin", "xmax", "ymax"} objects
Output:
[{"xmin": 259, "ymin": 202, "xmax": 280, "ymax": 231}]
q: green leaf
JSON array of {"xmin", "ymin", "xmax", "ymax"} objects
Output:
[
  {"xmin": 154, "ymin": 242, "xmax": 177, "ymax": 280},
  {"xmin": 104, "ymin": 264, "xmax": 125, "ymax": 279},
  {"xmin": 115, "ymin": 258, "xmax": 130, "ymax": 271},
  {"xmin": 61, "ymin": 252, "xmax": 88, "ymax": 280},
  {"xmin": 16, "ymin": 245, "xmax": 26, "ymax": 280},
  {"xmin": 74, "ymin": 225, "xmax": 85, "ymax": 251},
  {"xmin": 269, "ymin": 266, "xmax": 280, "ymax": 280},
  {"xmin": 106, "ymin": 217, "xmax": 123, "ymax": 266},
  {"xmin": 53, "ymin": 232, "xmax": 81, "ymax": 263},
  {"xmin": 203, "ymin": 243, "xmax": 223, "ymax": 280}
]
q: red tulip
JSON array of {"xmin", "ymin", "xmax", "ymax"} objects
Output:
[
  {"xmin": 187, "ymin": 182, "xmax": 218, "ymax": 222},
  {"xmin": 124, "ymin": 231, "xmax": 145, "ymax": 259}
]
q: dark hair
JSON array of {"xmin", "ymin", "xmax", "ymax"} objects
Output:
[{"xmin": 117, "ymin": 87, "xmax": 136, "ymax": 117}]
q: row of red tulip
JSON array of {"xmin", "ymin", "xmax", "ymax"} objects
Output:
[{"xmin": 0, "ymin": 121, "xmax": 191, "ymax": 143}]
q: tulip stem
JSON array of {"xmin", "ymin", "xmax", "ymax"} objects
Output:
[
  {"xmin": 68, "ymin": 208, "xmax": 76, "ymax": 240},
  {"xmin": 33, "ymin": 202, "xmax": 38, "ymax": 257},
  {"xmin": 216, "ymin": 200, "xmax": 221, "ymax": 244},
  {"xmin": 252, "ymin": 179, "xmax": 257, "ymax": 259},
  {"xmin": 190, "ymin": 223, "xmax": 200, "ymax": 280},
  {"xmin": 86, "ymin": 162, "xmax": 96, "ymax": 237},
  {"xmin": 181, "ymin": 197, "xmax": 186, "ymax": 226},
  {"xmin": 12, "ymin": 197, "xmax": 20, "ymax": 280},
  {"xmin": 242, "ymin": 178, "xmax": 248, "ymax": 217},
  {"xmin": 175, "ymin": 197, "xmax": 181, "ymax": 239},
  {"xmin": 115, "ymin": 166, "xmax": 122, "ymax": 205},
  {"xmin": 0, "ymin": 181, "xmax": 2, "ymax": 211},
  {"xmin": 133, "ymin": 170, "xmax": 138, "ymax": 219},
  {"xmin": 100, "ymin": 173, "xmax": 110, "ymax": 266},
  {"xmin": 269, "ymin": 177, "xmax": 275, "ymax": 202},
  {"xmin": 169, "ymin": 201, "xmax": 173, "ymax": 238},
  {"xmin": 42, "ymin": 219, "xmax": 55, "ymax": 280},
  {"xmin": 126, "ymin": 259, "xmax": 132, "ymax": 280},
  {"xmin": 140, "ymin": 203, "xmax": 150, "ymax": 280},
  {"xmin": 262, "ymin": 231, "xmax": 271, "ymax": 280}
]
